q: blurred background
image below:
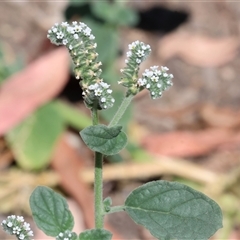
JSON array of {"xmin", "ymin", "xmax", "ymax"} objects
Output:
[{"xmin": 0, "ymin": 1, "xmax": 240, "ymax": 239}]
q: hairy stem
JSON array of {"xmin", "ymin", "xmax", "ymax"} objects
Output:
[
  {"xmin": 108, "ymin": 94, "xmax": 134, "ymax": 127},
  {"xmin": 92, "ymin": 106, "xmax": 104, "ymax": 228},
  {"xmin": 104, "ymin": 205, "xmax": 126, "ymax": 215}
]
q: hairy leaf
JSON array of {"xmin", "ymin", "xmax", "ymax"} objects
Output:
[
  {"xmin": 79, "ymin": 229, "xmax": 112, "ymax": 240},
  {"xmin": 29, "ymin": 186, "xmax": 74, "ymax": 237},
  {"xmin": 80, "ymin": 124, "xmax": 127, "ymax": 155},
  {"xmin": 125, "ymin": 180, "xmax": 222, "ymax": 240}
]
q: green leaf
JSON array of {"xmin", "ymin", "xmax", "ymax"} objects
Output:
[
  {"xmin": 29, "ymin": 186, "xmax": 74, "ymax": 237},
  {"xmin": 103, "ymin": 197, "xmax": 112, "ymax": 212},
  {"xmin": 91, "ymin": 2, "xmax": 139, "ymax": 26},
  {"xmin": 80, "ymin": 124, "xmax": 127, "ymax": 155},
  {"xmin": 125, "ymin": 180, "xmax": 223, "ymax": 240},
  {"xmin": 6, "ymin": 102, "xmax": 65, "ymax": 170},
  {"xmin": 79, "ymin": 229, "xmax": 112, "ymax": 240}
]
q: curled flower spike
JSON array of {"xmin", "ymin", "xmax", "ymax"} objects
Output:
[
  {"xmin": 138, "ymin": 66, "xmax": 174, "ymax": 99},
  {"xmin": 47, "ymin": 22, "xmax": 114, "ymax": 110},
  {"xmin": 119, "ymin": 40, "xmax": 151, "ymax": 96},
  {"xmin": 56, "ymin": 230, "xmax": 77, "ymax": 240},
  {"xmin": 119, "ymin": 40, "xmax": 173, "ymax": 98},
  {"xmin": 1, "ymin": 215, "xmax": 34, "ymax": 240}
]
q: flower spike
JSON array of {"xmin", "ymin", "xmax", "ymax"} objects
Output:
[
  {"xmin": 47, "ymin": 22, "xmax": 114, "ymax": 110},
  {"xmin": 1, "ymin": 215, "xmax": 34, "ymax": 240},
  {"xmin": 119, "ymin": 41, "xmax": 151, "ymax": 96}
]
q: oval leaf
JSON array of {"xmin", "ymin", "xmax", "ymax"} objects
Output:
[
  {"xmin": 79, "ymin": 229, "xmax": 112, "ymax": 240},
  {"xmin": 6, "ymin": 102, "xmax": 65, "ymax": 170},
  {"xmin": 125, "ymin": 180, "xmax": 222, "ymax": 240},
  {"xmin": 29, "ymin": 186, "xmax": 74, "ymax": 237},
  {"xmin": 80, "ymin": 124, "xmax": 127, "ymax": 155}
]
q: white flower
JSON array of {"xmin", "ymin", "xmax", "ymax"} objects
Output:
[
  {"xmin": 101, "ymin": 97, "xmax": 106, "ymax": 102},
  {"xmin": 163, "ymin": 73, "xmax": 168, "ymax": 77},
  {"xmin": 83, "ymin": 27, "xmax": 91, "ymax": 36},
  {"xmin": 89, "ymin": 34, "xmax": 95, "ymax": 40},
  {"xmin": 67, "ymin": 26, "xmax": 74, "ymax": 34},
  {"xmin": 52, "ymin": 27, "xmax": 58, "ymax": 33},
  {"xmin": 137, "ymin": 50, "xmax": 144, "ymax": 57},
  {"xmin": 136, "ymin": 58, "xmax": 141, "ymax": 64},
  {"xmin": 94, "ymin": 88, "xmax": 102, "ymax": 96},
  {"xmin": 19, "ymin": 234, "xmax": 25, "ymax": 240},
  {"xmin": 62, "ymin": 39, "xmax": 68, "ymax": 45},
  {"xmin": 79, "ymin": 22, "xmax": 86, "ymax": 28},
  {"xmin": 126, "ymin": 51, "xmax": 132, "ymax": 57},
  {"xmin": 143, "ymin": 70, "xmax": 153, "ymax": 78},
  {"xmin": 17, "ymin": 216, "xmax": 24, "ymax": 222},
  {"xmin": 88, "ymin": 83, "xmax": 98, "ymax": 90},
  {"xmin": 161, "ymin": 66, "xmax": 169, "ymax": 71},
  {"xmin": 69, "ymin": 45, "xmax": 73, "ymax": 50},
  {"xmin": 150, "ymin": 66, "xmax": 158, "ymax": 71},
  {"xmin": 107, "ymin": 89, "xmax": 112, "ymax": 94},
  {"xmin": 7, "ymin": 222, "xmax": 13, "ymax": 227},
  {"xmin": 100, "ymin": 82, "xmax": 109, "ymax": 88},
  {"xmin": 23, "ymin": 222, "xmax": 30, "ymax": 231},
  {"xmin": 73, "ymin": 34, "xmax": 79, "ymax": 39},
  {"xmin": 74, "ymin": 25, "xmax": 82, "ymax": 32},
  {"xmin": 61, "ymin": 22, "xmax": 69, "ymax": 27},
  {"xmin": 137, "ymin": 78, "xmax": 147, "ymax": 86},
  {"xmin": 151, "ymin": 75, "xmax": 159, "ymax": 82},
  {"xmin": 141, "ymin": 45, "xmax": 147, "ymax": 50},
  {"xmin": 56, "ymin": 31, "xmax": 64, "ymax": 39},
  {"xmin": 28, "ymin": 231, "xmax": 34, "ymax": 236}
]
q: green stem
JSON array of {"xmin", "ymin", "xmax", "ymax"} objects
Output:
[
  {"xmin": 108, "ymin": 94, "xmax": 134, "ymax": 127},
  {"xmin": 104, "ymin": 205, "xmax": 126, "ymax": 215},
  {"xmin": 92, "ymin": 106, "xmax": 104, "ymax": 229},
  {"xmin": 94, "ymin": 152, "xmax": 104, "ymax": 228},
  {"xmin": 92, "ymin": 105, "xmax": 98, "ymax": 126}
]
